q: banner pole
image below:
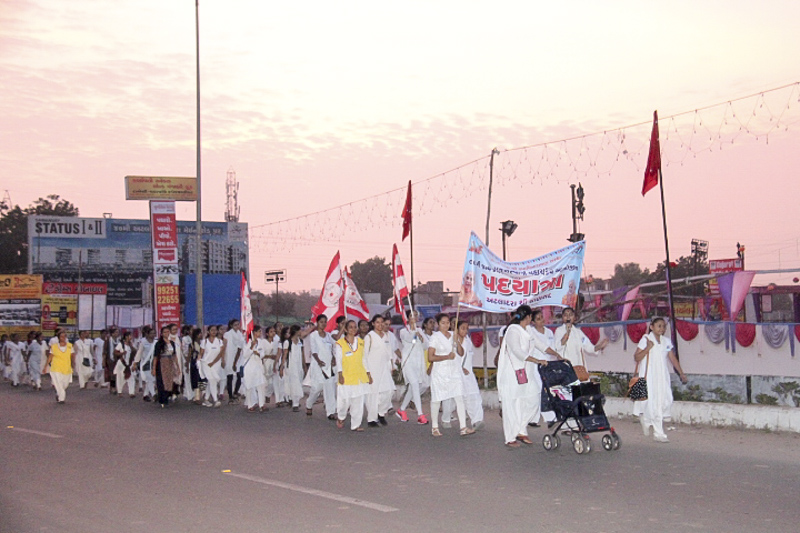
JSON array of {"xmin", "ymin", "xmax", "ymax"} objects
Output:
[{"xmin": 658, "ymin": 168, "xmax": 680, "ymax": 359}]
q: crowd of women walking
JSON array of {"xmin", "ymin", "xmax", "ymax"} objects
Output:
[{"xmin": 1, "ymin": 305, "xmax": 686, "ymax": 445}]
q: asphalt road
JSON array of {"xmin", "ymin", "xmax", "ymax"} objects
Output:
[{"xmin": 2, "ymin": 381, "xmax": 799, "ymax": 533}]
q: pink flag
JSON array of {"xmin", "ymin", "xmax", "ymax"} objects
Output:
[
  {"xmin": 344, "ymin": 266, "xmax": 370, "ymax": 322},
  {"xmin": 240, "ymin": 272, "xmax": 254, "ymax": 341},
  {"xmin": 311, "ymin": 252, "xmax": 345, "ymax": 332},
  {"xmin": 717, "ymin": 271, "xmax": 756, "ymax": 320},
  {"xmin": 620, "ymin": 285, "xmax": 640, "ymax": 321}
]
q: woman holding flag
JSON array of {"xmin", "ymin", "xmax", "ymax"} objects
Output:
[{"xmin": 397, "ymin": 310, "xmax": 429, "ymax": 425}]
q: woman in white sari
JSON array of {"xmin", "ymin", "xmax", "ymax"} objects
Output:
[{"xmin": 633, "ymin": 317, "xmax": 688, "ymax": 443}]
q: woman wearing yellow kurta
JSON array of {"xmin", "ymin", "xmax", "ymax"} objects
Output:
[
  {"xmin": 44, "ymin": 331, "xmax": 73, "ymax": 404},
  {"xmin": 335, "ymin": 320, "xmax": 372, "ymax": 431}
]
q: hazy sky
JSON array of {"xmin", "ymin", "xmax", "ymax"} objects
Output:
[{"xmin": 2, "ymin": 1, "xmax": 799, "ymax": 294}]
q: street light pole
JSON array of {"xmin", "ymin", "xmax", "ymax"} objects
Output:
[{"xmin": 195, "ymin": 0, "xmax": 204, "ymax": 330}]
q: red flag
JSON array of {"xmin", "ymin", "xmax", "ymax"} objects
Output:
[
  {"xmin": 642, "ymin": 110, "xmax": 661, "ymax": 196},
  {"xmin": 343, "ymin": 266, "xmax": 371, "ymax": 322},
  {"xmin": 392, "ymin": 244, "xmax": 410, "ymax": 325},
  {"xmin": 401, "ymin": 180, "xmax": 412, "ymax": 241},
  {"xmin": 310, "ymin": 252, "xmax": 345, "ymax": 332},
  {"xmin": 240, "ymin": 272, "xmax": 254, "ymax": 341}
]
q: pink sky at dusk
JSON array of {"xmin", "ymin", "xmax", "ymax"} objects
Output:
[{"xmin": 1, "ymin": 0, "xmax": 799, "ymax": 295}]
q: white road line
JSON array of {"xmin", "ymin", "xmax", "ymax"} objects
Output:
[
  {"xmin": 224, "ymin": 471, "xmax": 399, "ymax": 513},
  {"xmin": 7, "ymin": 427, "xmax": 63, "ymax": 439}
]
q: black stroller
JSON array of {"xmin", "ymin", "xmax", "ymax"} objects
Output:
[{"xmin": 538, "ymin": 360, "xmax": 621, "ymax": 454}]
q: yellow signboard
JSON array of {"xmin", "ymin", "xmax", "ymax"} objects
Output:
[
  {"xmin": 125, "ymin": 176, "xmax": 198, "ymax": 201},
  {"xmin": 0, "ymin": 275, "xmax": 42, "ymax": 299}
]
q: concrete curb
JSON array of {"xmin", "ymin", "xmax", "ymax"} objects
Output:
[{"xmin": 473, "ymin": 390, "xmax": 800, "ymax": 433}]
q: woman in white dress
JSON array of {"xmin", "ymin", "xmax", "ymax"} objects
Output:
[
  {"xmin": 133, "ymin": 326, "xmax": 157, "ymax": 402},
  {"xmin": 633, "ymin": 317, "xmax": 688, "ymax": 443},
  {"xmin": 260, "ymin": 326, "xmax": 277, "ymax": 404},
  {"xmin": 26, "ymin": 332, "xmax": 45, "ymax": 390},
  {"xmin": 397, "ymin": 311, "xmax": 429, "ymax": 425},
  {"xmin": 364, "ymin": 315, "xmax": 396, "ymax": 427},
  {"xmin": 113, "ymin": 331, "xmax": 136, "ymax": 397},
  {"xmin": 199, "ymin": 325, "xmax": 224, "ymax": 407},
  {"xmin": 442, "ymin": 321, "xmax": 484, "ymax": 430},
  {"xmin": 282, "ymin": 325, "xmax": 306, "ymax": 411},
  {"xmin": 427, "ymin": 313, "xmax": 475, "ymax": 437},
  {"xmin": 243, "ymin": 326, "xmax": 268, "ymax": 412},
  {"xmin": 527, "ymin": 308, "xmax": 561, "ymax": 425},
  {"xmin": 497, "ymin": 305, "xmax": 553, "ymax": 448},
  {"xmin": 273, "ymin": 326, "xmax": 288, "ymax": 407},
  {"xmin": 74, "ymin": 330, "xmax": 95, "ymax": 390}
]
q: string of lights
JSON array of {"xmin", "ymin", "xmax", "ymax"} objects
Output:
[{"xmin": 249, "ymin": 82, "xmax": 800, "ymax": 254}]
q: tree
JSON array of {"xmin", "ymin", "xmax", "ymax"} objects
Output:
[
  {"xmin": 349, "ymin": 256, "xmax": 392, "ymax": 304},
  {"xmin": 647, "ymin": 255, "xmax": 709, "ymax": 297},
  {"xmin": 609, "ymin": 262, "xmax": 650, "ymax": 289},
  {"xmin": 0, "ymin": 195, "xmax": 79, "ymax": 273}
]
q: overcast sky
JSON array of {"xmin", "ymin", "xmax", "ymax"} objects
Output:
[{"xmin": 2, "ymin": 1, "xmax": 799, "ymax": 293}]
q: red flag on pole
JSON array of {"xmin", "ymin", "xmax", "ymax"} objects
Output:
[
  {"xmin": 401, "ymin": 180, "xmax": 412, "ymax": 241},
  {"xmin": 343, "ymin": 266, "xmax": 370, "ymax": 322},
  {"xmin": 642, "ymin": 110, "xmax": 661, "ymax": 196},
  {"xmin": 310, "ymin": 252, "xmax": 345, "ymax": 332},
  {"xmin": 240, "ymin": 272, "xmax": 254, "ymax": 342},
  {"xmin": 392, "ymin": 244, "xmax": 410, "ymax": 325}
]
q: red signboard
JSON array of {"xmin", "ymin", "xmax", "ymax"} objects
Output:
[{"xmin": 150, "ymin": 201, "xmax": 180, "ymax": 331}]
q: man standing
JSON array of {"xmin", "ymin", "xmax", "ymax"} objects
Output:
[
  {"xmin": 305, "ymin": 315, "xmax": 337, "ymax": 419},
  {"xmin": 222, "ymin": 319, "xmax": 245, "ymax": 403}
]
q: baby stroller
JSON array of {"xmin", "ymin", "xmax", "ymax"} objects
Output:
[{"xmin": 538, "ymin": 360, "xmax": 621, "ymax": 454}]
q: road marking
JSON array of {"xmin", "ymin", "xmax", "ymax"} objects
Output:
[
  {"xmin": 7, "ymin": 427, "xmax": 63, "ymax": 439},
  {"xmin": 224, "ymin": 471, "xmax": 399, "ymax": 513}
]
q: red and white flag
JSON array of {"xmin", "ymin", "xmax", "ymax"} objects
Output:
[
  {"xmin": 401, "ymin": 180, "xmax": 412, "ymax": 241},
  {"xmin": 642, "ymin": 110, "xmax": 661, "ymax": 196},
  {"xmin": 240, "ymin": 271, "xmax": 254, "ymax": 341},
  {"xmin": 392, "ymin": 244, "xmax": 410, "ymax": 325},
  {"xmin": 344, "ymin": 266, "xmax": 370, "ymax": 322},
  {"xmin": 311, "ymin": 252, "xmax": 345, "ymax": 332}
]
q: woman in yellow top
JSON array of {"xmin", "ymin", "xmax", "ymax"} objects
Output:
[
  {"xmin": 44, "ymin": 331, "xmax": 74, "ymax": 404},
  {"xmin": 335, "ymin": 320, "xmax": 372, "ymax": 431}
]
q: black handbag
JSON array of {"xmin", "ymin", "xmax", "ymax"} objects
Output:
[
  {"xmin": 82, "ymin": 357, "xmax": 91, "ymax": 367},
  {"xmin": 627, "ymin": 353, "xmax": 649, "ymax": 401}
]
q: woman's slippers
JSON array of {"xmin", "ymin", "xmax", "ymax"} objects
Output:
[
  {"xmin": 516, "ymin": 435, "xmax": 533, "ymax": 445},
  {"xmin": 505, "ymin": 441, "xmax": 521, "ymax": 449},
  {"xmin": 336, "ymin": 419, "xmax": 345, "ymax": 429}
]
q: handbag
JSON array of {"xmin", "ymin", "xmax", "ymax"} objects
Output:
[
  {"xmin": 627, "ymin": 351, "xmax": 649, "ymax": 401},
  {"xmin": 573, "ymin": 365, "xmax": 590, "ymax": 382},
  {"xmin": 514, "ymin": 367, "xmax": 528, "ymax": 385},
  {"xmin": 82, "ymin": 357, "xmax": 91, "ymax": 367}
]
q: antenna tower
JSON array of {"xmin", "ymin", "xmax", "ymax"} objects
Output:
[
  {"xmin": 1, "ymin": 190, "xmax": 11, "ymax": 214},
  {"xmin": 224, "ymin": 167, "xmax": 240, "ymax": 222}
]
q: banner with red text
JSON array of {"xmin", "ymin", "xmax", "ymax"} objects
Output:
[
  {"xmin": 459, "ymin": 232, "xmax": 585, "ymax": 313},
  {"xmin": 150, "ymin": 201, "xmax": 180, "ymax": 331}
]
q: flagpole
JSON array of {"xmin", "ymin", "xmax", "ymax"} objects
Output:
[
  {"xmin": 410, "ymin": 205, "xmax": 415, "ymax": 297},
  {"xmin": 658, "ymin": 168, "xmax": 680, "ymax": 359},
  {"xmin": 482, "ymin": 148, "xmax": 499, "ymax": 388}
]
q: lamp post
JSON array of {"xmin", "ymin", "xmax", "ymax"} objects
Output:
[
  {"xmin": 691, "ymin": 238, "xmax": 708, "ymax": 318},
  {"xmin": 195, "ymin": 0, "xmax": 203, "ymax": 330},
  {"xmin": 500, "ymin": 220, "xmax": 518, "ymax": 261}
]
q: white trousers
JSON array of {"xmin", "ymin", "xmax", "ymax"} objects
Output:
[
  {"xmin": 50, "ymin": 372, "xmax": 71, "ymax": 402},
  {"xmin": 273, "ymin": 374, "xmax": 286, "ymax": 403},
  {"xmin": 77, "ymin": 363, "xmax": 93, "ymax": 388},
  {"xmin": 115, "ymin": 369, "xmax": 135, "ymax": 396},
  {"xmin": 366, "ymin": 389, "xmax": 392, "ymax": 422},
  {"xmin": 246, "ymin": 384, "xmax": 266, "ymax": 409},
  {"xmin": 306, "ymin": 378, "xmax": 337, "ymax": 416},
  {"xmin": 400, "ymin": 381, "xmax": 425, "ymax": 415},
  {"xmin": 431, "ymin": 395, "xmax": 466, "ymax": 430},
  {"xmin": 140, "ymin": 371, "xmax": 156, "ymax": 398},
  {"xmin": 28, "ymin": 357, "xmax": 42, "ymax": 386},
  {"xmin": 205, "ymin": 374, "xmax": 221, "ymax": 403},
  {"xmin": 442, "ymin": 392, "xmax": 483, "ymax": 424},
  {"xmin": 93, "ymin": 357, "xmax": 106, "ymax": 385},
  {"xmin": 337, "ymin": 393, "xmax": 365, "ymax": 430},
  {"xmin": 499, "ymin": 395, "xmax": 538, "ymax": 443}
]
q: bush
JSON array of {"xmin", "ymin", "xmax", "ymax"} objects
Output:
[{"xmin": 755, "ymin": 393, "xmax": 779, "ymax": 406}]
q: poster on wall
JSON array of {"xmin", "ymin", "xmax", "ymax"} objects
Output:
[
  {"xmin": 0, "ymin": 275, "xmax": 42, "ymax": 336},
  {"xmin": 150, "ymin": 201, "xmax": 180, "ymax": 331},
  {"xmin": 708, "ymin": 258, "xmax": 744, "ymax": 321}
]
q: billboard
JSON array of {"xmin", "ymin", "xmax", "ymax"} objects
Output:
[
  {"xmin": 0, "ymin": 274, "xmax": 43, "ymax": 336},
  {"xmin": 150, "ymin": 201, "xmax": 180, "ymax": 331},
  {"xmin": 29, "ymin": 216, "xmax": 248, "ymax": 307},
  {"xmin": 125, "ymin": 176, "xmax": 198, "ymax": 201}
]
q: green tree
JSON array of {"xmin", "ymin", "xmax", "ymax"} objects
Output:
[
  {"xmin": 647, "ymin": 255, "xmax": 709, "ymax": 297},
  {"xmin": 349, "ymin": 256, "xmax": 392, "ymax": 304},
  {"xmin": 609, "ymin": 262, "xmax": 650, "ymax": 289},
  {"xmin": 0, "ymin": 195, "xmax": 79, "ymax": 273}
]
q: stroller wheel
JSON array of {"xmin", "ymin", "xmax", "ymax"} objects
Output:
[
  {"xmin": 602, "ymin": 434, "xmax": 614, "ymax": 451},
  {"xmin": 573, "ymin": 434, "xmax": 591, "ymax": 454},
  {"xmin": 542, "ymin": 434, "xmax": 560, "ymax": 451},
  {"xmin": 612, "ymin": 432, "xmax": 622, "ymax": 450}
]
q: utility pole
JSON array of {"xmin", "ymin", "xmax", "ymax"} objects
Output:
[{"xmin": 482, "ymin": 148, "xmax": 500, "ymax": 389}]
